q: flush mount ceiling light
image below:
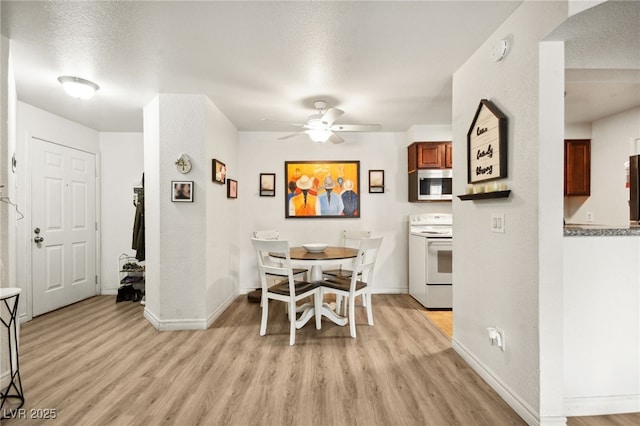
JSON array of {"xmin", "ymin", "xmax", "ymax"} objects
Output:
[{"xmin": 57, "ymin": 76, "xmax": 100, "ymax": 99}]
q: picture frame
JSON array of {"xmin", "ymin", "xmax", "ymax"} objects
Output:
[
  {"xmin": 171, "ymin": 181, "xmax": 194, "ymax": 202},
  {"xmin": 284, "ymin": 160, "xmax": 360, "ymax": 218},
  {"xmin": 212, "ymin": 159, "xmax": 227, "ymax": 184},
  {"xmin": 368, "ymin": 170, "xmax": 385, "ymax": 193},
  {"xmin": 227, "ymin": 179, "xmax": 238, "ymax": 199},
  {"xmin": 260, "ymin": 173, "xmax": 276, "ymax": 197},
  {"xmin": 466, "ymin": 99, "xmax": 508, "ymax": 184}
]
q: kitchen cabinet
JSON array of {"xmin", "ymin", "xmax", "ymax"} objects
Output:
[
  {"xmin": 444, "ymin": 143, "xmax": 453, "ymax": 168},
  {"xmin": 408, "ymin": 142, "xmax": 452, "ymax": 171},
  {"xmin": 564, "ymin": 139, "xmax": 590, "ymax": 196}
]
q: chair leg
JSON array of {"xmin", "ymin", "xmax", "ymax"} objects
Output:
[
  {"xmin": 365, "ymin": 292, "xmax": 374, "ymax": 326},
  {"xmin": 361, "ymin": 293, "xmax": 367, "ymax": 307},
  {"xmin": 335, "ymin": 294, "xmax": 342, "ymax": 315},
  {"xmin": 349, "ymin": 294, "xmax": 357, "ymax": 338},
  {"xmin": 289, "ymin": 300, "xmax": 296, "ymax": 345},
  {"xmin": 260, "ymin": 295, "xmax": 269, "ymax": 336}
]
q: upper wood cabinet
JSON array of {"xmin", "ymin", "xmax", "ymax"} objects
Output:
[
  {"xmin": 444, "ymin": 143, "xmax": 453, "ymax": 168},
  {"xmin": 408, "ymin": 141, "xmax": 452, "ymax": 171},
  {"xmin": 564, "ymin": 139, "xmax": 591, "ymax": 196}
]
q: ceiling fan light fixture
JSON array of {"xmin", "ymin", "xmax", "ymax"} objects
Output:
[
  {"xmin": 58, "ymin": 76, "xmax": 100, "ymax": 99},
  {"xmin": 308, "ymin": 129, "xmax": 332, "ymax": 143}
]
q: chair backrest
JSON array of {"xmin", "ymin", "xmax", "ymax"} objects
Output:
[
  {"xmin": 342, "ymin": 230, "xmax": 371, "ymax": 249},
  {"xmin": 253, "ymin": 229, "xmax": 279, "ymax": 240},
  {"xmin": 250, "ymin": 238, "xmax": 296, "ymax": 293},
  {"xmin": 350, "ymin": 236, "xmax": 383, "ymax": 289}
]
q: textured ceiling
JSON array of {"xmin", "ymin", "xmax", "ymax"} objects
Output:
[
  {"xmin": 1, "ymin": 1, "xmax": 639, "ymax": 133},
  {"xmin": 546, "ymin": 0, "xmax": 640, "ymax": 125}
]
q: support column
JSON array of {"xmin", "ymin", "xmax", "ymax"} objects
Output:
[{"xmin": 143, "ymin": 95, "xmax": 209, "ymax": 330}]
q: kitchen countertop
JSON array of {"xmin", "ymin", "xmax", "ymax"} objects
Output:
[{"xmin": 563, "ymin": 224, "xmax": 640, "ymax": 237}]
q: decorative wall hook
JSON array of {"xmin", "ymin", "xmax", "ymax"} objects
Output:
[{"xmin": 175, "ymin": 154, "xmax": 192, "ymax": 174}]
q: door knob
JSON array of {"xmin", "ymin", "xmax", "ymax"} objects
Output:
[{"xmin": 33, "ymin": 227, "xmax": 43, "ymax": 244}]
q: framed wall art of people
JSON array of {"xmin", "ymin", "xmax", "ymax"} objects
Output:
[{"xmin": 284, "ymin": 160, "xmax": 360, "ymax": 219}]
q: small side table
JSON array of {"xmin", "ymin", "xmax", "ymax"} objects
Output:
[{"xmin": 0, "ymin": 288, "xmax": 24, "ymax": 416}]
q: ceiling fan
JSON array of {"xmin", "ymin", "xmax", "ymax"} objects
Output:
[{"xmin": 271, "ymin": 100, "xmax": 381, "ymax": 144}]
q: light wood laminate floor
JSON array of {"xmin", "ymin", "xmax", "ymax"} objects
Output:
[
  {"xmin": 4, "ymin": 294, "xmax": 639, "ymax": 425},
  {"xmin": 424, "ymin": 309, "xmax": 453, "ymax": 338}
]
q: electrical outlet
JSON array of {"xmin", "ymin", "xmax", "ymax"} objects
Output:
[
  {"xmin": 491, "ymin": 213, "xmax": 505, "ymax": 233},
  {"xmin": 496, "ymin": 328, "xmax": 505, "ymax": 351},
  {"xmin": 586, "ymin": 212, "xmax": 594, "ymax": 222},
  {"xmin": 487, "ymin": 327, "xmax": 506, "ymax": 351}
]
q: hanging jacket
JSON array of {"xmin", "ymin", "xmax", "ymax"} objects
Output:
[{"xmin": 132, "ymin": 193, "xmax": 145, "ymax": 261}]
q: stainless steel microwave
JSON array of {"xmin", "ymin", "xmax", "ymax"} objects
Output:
[{"xmin": 409, "ymin": 169, "xmax": 453, "ymax": 201}]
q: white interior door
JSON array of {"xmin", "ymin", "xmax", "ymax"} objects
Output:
[{"xmin": 31, "ymin": 138, "xmax": 97, "ymax": 316}]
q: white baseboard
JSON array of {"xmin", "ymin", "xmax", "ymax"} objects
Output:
[
  {"xmin": 451, "ymin": 337, "xmax": 549, "ymax": 426},
  {"xmin": 564, "ymin": 394, "xmax": 640, "ymax": 417},
  {"xmin": 371, "ymin": 287, "xmax": 407, "ymax": 294},
  {"xmin": 143, "ymin": 307, "xmax": 207, "ymax": 331},
  {"xmin": 206, "ymin": 291, "xmax": 239, "ymax": 328},
  {"xmin": 239, "ymin": 287, "xmax": 407, "ymax": 295},
  {"xmin": 142, "ymin": 290, "xmax": 239, "ymax": 331}
]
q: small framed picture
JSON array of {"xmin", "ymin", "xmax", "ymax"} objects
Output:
[
  {"xmin": 212, "ymin": 159, "xmax": 226, "ymax": 184},
  {"xmin": 172, "ymin": 181, "xmax": 194, "ymax": 202},
  {"xmin": 260, "ymin": 173, "xmax": 276, "ymax": 197},
  {"xmin": 227, "ymin": 179, "xmax": 238, "ymax": 199},
  {"xmin": 369, "ymin": 170, "xmax": 385, "ymax": 193}
]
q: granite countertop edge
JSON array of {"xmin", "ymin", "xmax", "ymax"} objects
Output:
[{"xmin": 564, "ymin": 226, "xmax": 640, "ymax": 237}]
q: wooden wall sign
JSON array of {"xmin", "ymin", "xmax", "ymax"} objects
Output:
[{"xmin": 467, "ymin": 99, "xmax": 507, "ymax": 183}]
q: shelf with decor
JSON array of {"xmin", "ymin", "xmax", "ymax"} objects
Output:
[{"xmin": 457, "ymin": 190, "xmax": 511, "ymax": 201}]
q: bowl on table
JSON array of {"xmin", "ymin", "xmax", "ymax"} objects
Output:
[{"xmin": 302, "ymin": 243, "xmax": 328, "ymax": 253}]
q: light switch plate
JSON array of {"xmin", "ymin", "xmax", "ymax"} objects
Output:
[{"xmin": 491, "ymin": 213, "xmax": 505, "ymax": 233}]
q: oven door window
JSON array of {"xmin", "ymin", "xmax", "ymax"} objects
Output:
[{"xmin": 426, "ymin": 240, "xmax": 452, "ymax": 284}]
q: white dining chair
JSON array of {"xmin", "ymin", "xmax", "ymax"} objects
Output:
[
  {"xmin": 251, "ymin": 238, "xmax": 322, "ymax": 345},
  {"xmin": 253, "ymin": 229, "xmax": 308, "ymax": 279},
  {"xmin": 322, "ymin": 230, "xmax": 371, "ymax": 311},
  {"xmin": 321, "ymin": 236, "xmax": 383, "ymax": 338}
]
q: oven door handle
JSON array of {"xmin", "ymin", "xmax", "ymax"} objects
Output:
[{"xmin": 427, "ymin": 240, "xmax": 452, "ymax": 246}]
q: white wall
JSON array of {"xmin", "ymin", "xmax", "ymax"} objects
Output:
[
  {"xmin": 1, "ymin": 35, "xmax": 17, "ymax": 293},
  {"xmin": 565, "ymin": 123, "xmax": 591, "ymax": 140},
  {"xmin": 236, "ymin": 130, "xmax": 452, "ymax": 295},
  {"xmin": 563, "ymin": 236, "xmax": 640, "ymax": 415},
  {"xmin": 204, "ymin": 97, "xmax": 241, "ymax": 323},
  {"xmin": 143, "ymin": 95, "xmax": 209, "ymax": 328},
  {"xmin": 15, "ymin": 102, "xmax": 100, "ymax": 320},
  {"xmin": 142, "ymin": 94, "xmax": 240, "ymax": 330},
  {"xmin": 1, "ymin": 34, "xmax": 8, "ymax": 287},
  {"xmin": 564, "ymin": 107, "xmax": 640, "ymax": 226},
  {"xmin": 451, "ymin": 1, "xmax": 568, "ymax": 424},
  {"xmin": 99, "ymin": 132, "xmax": 144, "ymax": 293},
  {"xmin": 0, "ymin": 32, "xmax": 12, "ymax": 394}
]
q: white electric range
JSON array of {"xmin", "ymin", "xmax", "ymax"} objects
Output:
[{"xmin": 408, "ymin": 213, "xmax": 453, "ymax": 309}]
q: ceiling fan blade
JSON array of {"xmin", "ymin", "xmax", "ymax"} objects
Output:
[
  {"xmin": 328, "ymin": 132, "xmax": 344, "ymax": 144},
  {"xmin": 320, "ymin": 107, "xmax": 344, "ymax": 126},
  {"xmin": 330, "ymin": 124, "xmax": 382, "ymax": 132},
  {"xmin": 277, "ymin": 132, "xmax": 303, "ymax": 140},
  {"xmin": 261, "ymin": 118, "xmax": 306, "ymax": 128}
]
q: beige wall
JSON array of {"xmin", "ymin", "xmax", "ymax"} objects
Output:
[{"xmin": 451, "ymin": 1, "xmax": 568, "ymax": 423}]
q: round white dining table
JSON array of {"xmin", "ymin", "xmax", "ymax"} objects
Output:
[
  {"xmin": 269, "ymin": 246, "xmax": 358, "ymax": 281},
  {"xmin": 268, "ymin": 246, "xmax": 358, "ymax": 326}
]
